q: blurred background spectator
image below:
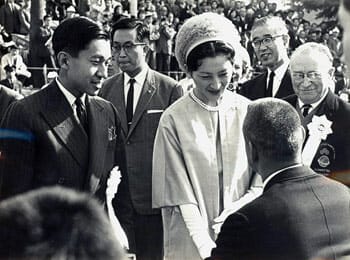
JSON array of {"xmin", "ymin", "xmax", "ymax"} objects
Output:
[{"xmin": 0, "ymin": 0, "xmax": 348, "ymax": 99}]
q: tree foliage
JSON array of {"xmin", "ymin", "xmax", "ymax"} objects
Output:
[{"xmin": 292, "ymin": 0, "xmax": 339, "ymax": 20}]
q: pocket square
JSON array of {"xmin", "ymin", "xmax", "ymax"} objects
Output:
[{"xmin": 147, "ymin": 109, "xmax": 164, "ymax": 114}]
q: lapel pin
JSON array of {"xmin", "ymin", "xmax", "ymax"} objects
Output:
[{"xmin": 108, "ymin": 126, "xmax": 117, "ymax": 141}]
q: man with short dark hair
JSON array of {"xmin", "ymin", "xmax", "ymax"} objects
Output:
[
  {"xmin": 0, "ymin": 17, "xmax": 124, "ymax": 203},
  {"xmin": 210, "ymin": 98, "xmax": 350, "ymax": 260},
  {"xmin": 99, "ymin": 17, "xmax": 182, "ymax": 260},
  {"xmin": 238, "ymin": 16, "xmax": 294, "ymax": 100},
  {"xmin": 0, "ymin": 186, "xmax": 128, "ymax": 259}
]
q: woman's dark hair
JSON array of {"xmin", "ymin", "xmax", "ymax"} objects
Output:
[{"xmin": 186, "ymin": 41, "xmax": 235, "ymax": 72}]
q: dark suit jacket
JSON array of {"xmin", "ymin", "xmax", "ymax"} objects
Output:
[
  {"xmin": 285, "ymin": 92, "xmax": 350, "ymax": 185},
  {"xmin": 210, "ymin": 166, "xmax": 350, "ymax": 260},
  {"xmin": 0, "ymin": 3, "xmax": 21, "ymax": 34},
  {"xmin": 0, "ymin": 81, "xmax": 124, "ymax": 202},
  {"xmin": 0, "ymin": 79, "xmax": 14, "ymax": 90},
  {"xmin": 99, "ymin": 68, "xmax": 183, "ymax": 215},
  {"xmin": 238, "ymin": 69, "xmax": 294, "ymax": 100},
  {"xmin": 0, "ymin": 84, "xmax": 22, "ymax": 122}
]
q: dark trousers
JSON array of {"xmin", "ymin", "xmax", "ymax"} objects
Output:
[
  {"xmin": 134, "ymin": 212, "xmax": 163, "ymax": 260},
  {"xmin": 121, "ymin": 209, "xmax": 163, "ymax": 260}
]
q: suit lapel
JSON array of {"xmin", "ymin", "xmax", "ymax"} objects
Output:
[
  {"xmin": 112, "ymin": 74, "xmax": 128, "ymax": 135},
  {"xmin": 258, "ymin": 72, "xmax": 268, "ymax": 98},
  {"xmin": 40, "ymin": 82, "xmax": 89, "ymax": 168},
  {"xmin": 85, "ymin": 96, "xmax": 109, "ymax": 193},
  {"xmin": 275, "ymin": 70, "xmax": 293, "ymax": 98},
  {"xmin": 127, "ymin": 69, "xmax": 156, "ymax": 138}
]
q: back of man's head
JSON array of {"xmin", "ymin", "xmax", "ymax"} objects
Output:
[
  {"xmin": 0, "ymin": 186, "xmax": 127, "ymax": 260},
  {"xmin": 243, "ymin": 98, "xmax": 303, "ymax": 161}
]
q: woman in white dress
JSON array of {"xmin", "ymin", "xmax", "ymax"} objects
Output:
[{"xmin": 152, "ymin": 13, "xmax": 262, "ymax": 260}]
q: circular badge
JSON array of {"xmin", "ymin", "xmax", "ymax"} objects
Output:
[{"xmin": 318, "ymin": 155, "xmax": 330, "ymax": 168}]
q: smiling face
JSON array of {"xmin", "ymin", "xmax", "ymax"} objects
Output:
[
  {"xmin": 290, "ymin": 50, "xmax": 332, "ymax": 104},
  {"xmin": 190, "ymin": 54, "xmax": 233, "ymax": 106},
  {"xmin": 66, "ymin": 39, "xmax": 111, "ymax": 97},
  {"xmin": 251, "ymin": 23, "xmax": 289, "ymax": 70}
]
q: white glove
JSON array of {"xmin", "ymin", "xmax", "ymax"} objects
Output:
[
  {"xmin": 106, "ymin": 166, "xmax": 129, "ymax": 250},
  {"xmin": 106, "ymin": 166, "xmax": 121, "ymax": 200}
]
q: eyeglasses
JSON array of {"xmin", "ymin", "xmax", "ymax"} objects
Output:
[
  {"xmin": 111, "ymin": 42, "xmax": 146, "ymax": 54},
  {"xmin": 291, "ymin": 71, "xmax": 322, "ymax": 81},
  {"xmin": 251, "ymin": 35, "xmax": 284, "ymax": 48}
]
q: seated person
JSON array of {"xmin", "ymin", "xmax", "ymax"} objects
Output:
[{"xmin": 0, "ymin": 64, "xmax": 22, "ymax": 91}]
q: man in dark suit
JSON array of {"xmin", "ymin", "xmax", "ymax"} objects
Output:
[
  {"xmin": 209, "ymin": 98, "xmax": 350, "ymax": 260},
  {"xmin": 0, "ymin": 0, "xmax": 21, "ymax": 34},
  {"xmin": 238, "ymin": 16, "xmax": 294, "ymax": 100},
  {"xmin": 0, "ymin": 17, "xmax": 124, "ymax": 203},
  {"xmin": 0, "ymin": 84, "xmax": 22, "ymax": 121},
  {"xmin": 285, "ymin": 42, "xmax": 350, "ymax": 186},
  {"xmin": 99, "ymin": 17, "xmax": 182, "ymax": 260}
]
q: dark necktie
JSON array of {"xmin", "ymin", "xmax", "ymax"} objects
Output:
[
  {"xmin": 266, "ymin": 71, "xmax": 275, "ymax": 97},
  {"xmin": 302, "ymin": 104, "xmax": 312, "ymax": 117},
  {"xmin": 126, "ymin": 78, "xmax": 135, "ymax": 129},
  {"xmin": 75, "ymin": 98, "xmax": 88, "ymax": 133}
]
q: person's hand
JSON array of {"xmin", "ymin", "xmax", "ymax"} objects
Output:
[{"xmin": 212, "ymin": 205, "xmax": 241, "ymax": 234}]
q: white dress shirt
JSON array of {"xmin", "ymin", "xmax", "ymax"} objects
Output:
[
  {"xmin": 56, "ymin": 78, "xmax": 86, "ymax": 121},
  {"xmin": 297, "ymin": 87, "xmax": 329, "ymax": 114},
  {"xmin": 268, "ymin": 60, "xmax": 290, "ymax": 97},
  {"xmin": 123, "ymin": 67, "xmax": 148, "ymax": 113}
]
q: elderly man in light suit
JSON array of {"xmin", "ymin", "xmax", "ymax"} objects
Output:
[
  {"xmin": 99, "ymin": 17, "xmax": 182, "ymax": 260},
  {"xmin": 0, "ymin": 17, "xmax": 124, "ymax": 203}
]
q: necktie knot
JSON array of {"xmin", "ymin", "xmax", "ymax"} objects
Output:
[{"xmin": 302, "ymin": 104, "xmax": 312, "ymax": 117}]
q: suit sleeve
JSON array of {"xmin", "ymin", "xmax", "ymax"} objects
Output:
[
  {"xmin": 209, "ymin": 212, "xmax": 252, "ymax": 260},
  {"xmin": 169, "ymin": 83, "xmax": 183, "ymax": 105},
  {"xmin": 0, "ymin": 101, "xmax": 35, "ymax": 200}
]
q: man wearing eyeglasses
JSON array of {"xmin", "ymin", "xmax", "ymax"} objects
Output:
[
  {"xmin": 285, "ymin": 42, "xmax": 350, "ymax": 187},
  {"xmin": 239, "ymin": 16, "xmax": 294, "ymax": 100},
  {"xmin": 99, "ymin": 17, "xmax": 183, "ymax": 260}
]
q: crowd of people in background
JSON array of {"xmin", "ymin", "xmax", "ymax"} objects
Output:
[
  {"xmin": 1, "ymin": 0, "xmax": 350, "ymax": 259},
  {"xmin": 0, "ymin": 0, "xmax": 349, "ymax": 96}
]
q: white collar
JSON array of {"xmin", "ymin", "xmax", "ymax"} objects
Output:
[
  {"xmin": 298, "ymin": 87, "xmax": 329, "ymax": 111},
  {"xmin": 269, "ymin": 59, "xmax": 289, "ymax": 81},
  {"xmin": 263, "ymin": 163, "xmax": 303, "ymax": 190},
  {"xmin": 124, "ymin": 66, "xmax": 149, "ymax": 87},
  {"xmin": 56, "ymin": 78, "xmax": 86, "ymax": 107}
]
